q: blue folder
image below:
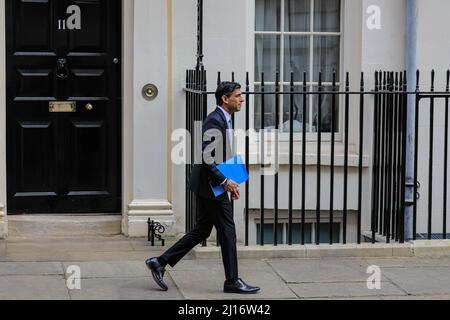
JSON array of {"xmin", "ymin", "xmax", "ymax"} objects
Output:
[{"xmin": 210, "ymin": 155, "xmax": 249, "ymax": 197}]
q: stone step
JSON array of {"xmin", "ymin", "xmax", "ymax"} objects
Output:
[{"xmin": 7, "ymin": 215, "xmax": 122, "ymax": 238}]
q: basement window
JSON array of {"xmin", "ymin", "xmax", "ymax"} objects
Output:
[{"xmin": 256, "ymin": 222, "xmax": 340, "ymax": 244}]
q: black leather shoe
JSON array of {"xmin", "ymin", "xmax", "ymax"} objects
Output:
[
  {"xmin": 145, "ymin": 257, "xmax": 168, "ymax": 291},
  {"xmin": 224, "ymin": 278, "xmax": 260, "ymax": 294}
]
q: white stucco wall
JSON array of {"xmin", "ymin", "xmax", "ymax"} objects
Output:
[
  {"xmin": 125, "ymin": 0, "xmax": 176, "ymax": 237},
  {"xmin": 172, "ymin": 0, "xmax": 197, "ymax": 234},
  {"xmin": 414, "ymin": 0, "xmax": 450, "ymax": 235},
  {"xmin": 361, "ymin": 0, "xmax": 406, "ymax": 73},
  {"xmin": 133, "ymin": 0, "xmax": 169, "ymax": 200}
]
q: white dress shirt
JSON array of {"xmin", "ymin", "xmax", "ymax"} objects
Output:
[
  {"xmin": 217, "ymin": 106, "xmax": 233, "ymax": 186},
  {"xmin": 217, "ymin": 105, "xmax": 233, "ymax": 150}
]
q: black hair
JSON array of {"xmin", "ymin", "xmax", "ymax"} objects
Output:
[{"xmin": 215, "ymin": 81, "xmax": 242, "ymax": 106}]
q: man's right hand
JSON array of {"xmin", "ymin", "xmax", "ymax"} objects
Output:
[{"xmin": 225, "ymin": 179, "xmax": 240, "ymax": 200}]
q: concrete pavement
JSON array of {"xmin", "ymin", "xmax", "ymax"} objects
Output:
[{"xmin": 1, "ymin": 235, "xmax": 450, "ymax": 300}]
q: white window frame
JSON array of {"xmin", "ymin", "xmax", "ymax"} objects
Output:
[
  {"xmin": 253, "ymin": 218, "xmax": 343, "ymax": 245},
  {"xmin": 247, "ymin": 0, "xmax": 348, "ymax": 144}
]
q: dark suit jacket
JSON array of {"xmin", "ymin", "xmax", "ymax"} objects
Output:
[{"xmin": 188, "ymin": 107, "xmax": 234, "ymax": 200}]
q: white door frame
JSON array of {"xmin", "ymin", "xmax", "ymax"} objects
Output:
[{"xmin": 0, "ymin": 0, "xmax": 136, "ymax": 238}]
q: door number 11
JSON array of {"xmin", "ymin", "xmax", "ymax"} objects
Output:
[{"xmin": 58, "ymin": 5, "xmax": 81, "ymax": 30}]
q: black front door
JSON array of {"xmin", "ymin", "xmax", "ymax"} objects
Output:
[{"xmin": 6, "ymin": 0, "xmax": 122, "ymax": 214}]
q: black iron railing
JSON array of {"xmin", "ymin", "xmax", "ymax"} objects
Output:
[
  {"xmin": 371, "ymin": 71, "xmax": 407, "ymax": 243},
  {"xmin": 185, "ymin": 67, "xmax": 207, "ymax": 238},
  {"xmin": 184, "ymin": 68, "xmax": 450, "ymax": 245},
  {"xmin": 413, "ymin": 70, "xmax": 450, "ymax": 240}
]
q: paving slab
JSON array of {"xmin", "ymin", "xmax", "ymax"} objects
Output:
[
  {"xmin": 172, "ymin": 258, "xmax": 269, "ymax": 273},
  {"xmin": 238, "ymin": 245, "xmax": 307, "ymax": 259},
  {"xmin": 62, "ymin": 261, "xmax": 150, "ymax": 279},
  {"xmin": 306, "ymin": 296, "xmax": 382, "ymax": 300},
  {"xmin": 364, "ymin": 257, "xmax": 450, "ymax": 268},
  {"xmin": 1, "ymin": 236, "xmax": 174, "ymax": 262},
  {"xmin": 62, "ymin": 251, "xmax": 152, "ymax": 262},
  {"xmin": 5, "ymin": 235, "xmax": 128, "ymax": 245},
  {"xmin": 194, "ymin": 244, "xmax": 315, "ymax": 260},
  {"xmin": 381, "ymin": 294, "xmax": 450, "ymax": 300},
  {"xmin": 0, "ymin": 262, "xmax": 64, "ymax": 276},
  {"xmin": 0, "ymin": 241, "xmax": 6, "ymax": 257},
  {"xmin": 129, "ymin": 239, "xmax": 178, "ymax": 252},
  {"xmin": 305, "ymin": 244, "xmax": 396, "ymax": 258},
  {"xmin": 2, "ymin": 250, "xmax": 154, "ymax": 262},
  {"xmin": 412, "ymin": 240, "xmax": 450, "ymax": 257},
  {"xmin": 169, "ymin": 261, "xmax": 297, "ymax": 300},
  {"xmin": 0, "ymin": 275, "xmax": 70, "ymax": 300},
  {"xmin": 68, "ymin": 276, "xmax": 183, "ymax": 300},
  {"xmin": 266, "ymin": 258, "xmax": 377, "ymax": 283},
  {"xmin": 383, "ymin": 267, "xmax": 450, "ymax": 295},
  {"xmin": 194, "ymin": 243, "xmax": 416, "ymax": 259},
  {"xmin": 6, "ymin": 239, "xmax": 134, "ymax": 254},
  {"xmin": 288, "ymin": 282, "xmax": 406, "ymax": 299},
  {"xmin": 393, "ymin": 244, "xmax": 415, "ymax": 257}
]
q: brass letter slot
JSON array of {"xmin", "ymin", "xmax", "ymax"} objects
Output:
[{"xmin": 49, "ymin": 101, "xmax": 76, "ymax": 113}]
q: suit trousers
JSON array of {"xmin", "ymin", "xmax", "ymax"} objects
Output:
[{"xmin": 159, "ymin": 194, "xmax": 238, "ymax": 281}]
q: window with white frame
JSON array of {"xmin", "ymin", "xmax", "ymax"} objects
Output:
[
  {"xmin": 254, "ymin": 0, "xmax": 341, "ymax": 135},
  {"xmin": 256, "ymin": 222, "xmax": 340, "ymax": 244}
]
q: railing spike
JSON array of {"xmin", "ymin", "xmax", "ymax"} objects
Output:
[
  {"xmin": 416, "ymin": 69, "xmax": 420, "ymax": 91},
  {"xmin": 447, "ymin": 70, "xmax": 450, "ymax": 91},
  {"xmin": 395, "ymin": 72, "xmax": 399, "ymax": 90},
  {"xmin": 375, "ymin": 71, "xmax": 379, "ymax": 89},
  {"xmin": 399, "ymin": 71, "xmax": 403, "ymax": 92},
  {"xmin": 431, "ymin": 69, "xmax": 435, "ymax": 91}
]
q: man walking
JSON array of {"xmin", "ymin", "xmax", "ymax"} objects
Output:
[{"xmin": 146, "ymin": 82, "xmax": 260, "ymax": 294}]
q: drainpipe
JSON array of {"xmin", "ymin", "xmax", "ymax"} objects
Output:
[
  {"xmin": 196, "ymin": 0, "xmax": 204, "ymax": 69},
  {"xmin": 405, "ymin": 0, "xmax": 418, "ymax": 241}
]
